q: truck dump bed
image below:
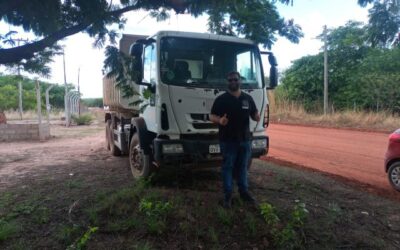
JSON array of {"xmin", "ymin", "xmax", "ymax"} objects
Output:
[{"xmin": 103, "ymin": 34, "xmax": 147, "ymax": 112}]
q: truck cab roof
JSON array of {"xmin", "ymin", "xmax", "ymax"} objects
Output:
[{"xmin": 119, "ymin": 31, "xmax": 256, "ymax": 54}]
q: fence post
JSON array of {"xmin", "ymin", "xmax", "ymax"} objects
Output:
[
  {"xmin": 18, "ymin": 81, "xmax": 23, "ymax": 120},
  {"xmin": 35, "ymin": 80, "xmax": 42, "ymax": 125},
  {"xmin": 46, "ymin": 85, "xmax": 54, "ymax": 125}
]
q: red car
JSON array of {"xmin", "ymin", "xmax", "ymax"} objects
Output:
[{"xmin": 385, "ymin": 128, "xmax": 400, "ymax": 191}]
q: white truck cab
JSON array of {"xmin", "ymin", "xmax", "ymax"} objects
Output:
[{"xmin": 104, "ymin": 31, "xmax": 277, "ymax": 178}]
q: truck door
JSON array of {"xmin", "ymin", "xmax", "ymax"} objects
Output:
[{"xmin": 142, "ymin": 42, "xmax": 157, "ymax": 132}]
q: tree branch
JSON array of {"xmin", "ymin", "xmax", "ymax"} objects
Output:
[
  {"xmin": 0, "ymin": 23, "xmax": 89, "ymax": 64},
  {"xmin": 0, "ymin": 3, "xmax": 141, "ymax": 64}
]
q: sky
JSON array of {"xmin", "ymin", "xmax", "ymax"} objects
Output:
[{"xmin": 0, "ymin": 0, "xmax": 370, "ymax": 98}]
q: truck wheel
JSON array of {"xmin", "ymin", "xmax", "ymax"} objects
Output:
[
  {"xmin": 109, "ymin": 122, "xmax": 121, "ymax": 156},
  {"xmin": 105, "ymin": 120, "xmax": 111, "ymax": 150},
  {"xmin": 388, "ymin": 161, "xmax": 400, "ymax": 192},
  {"xmin": 129, "ymin": 133, "xmax": 152, "ymax": 178}
]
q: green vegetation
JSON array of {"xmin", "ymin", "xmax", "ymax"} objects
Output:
[
  {"xmin": 71, "ymin": 114, "xmax": 93, "ymax": 126},
  {"xmin": 81, "ymin": 98, "xmax": 103, "ymax": 108},
  {"xmin": 0, "ymin": 159, "xmax": 399, "ymax": 249},
  {"xmin": 0, "ymin": 75, "xmax": 73, "ymax": 111},
  {"xmin": 278, "ymin": 20, "xmax": 400, "ymax": 114},
  {"xmin": 260, "ymin": 200, "xmax": 309, "ymax": 249},
  {"xmin": 1, "ymin": 0, "xmax": 302, "ymax": 67},
  {"xmin": 0, "ymin": 220, "xmax": 18, "ymax": 242},
  {"xmin": 67, "ymin": 226, "xmax": 98, "ymax": 250}
]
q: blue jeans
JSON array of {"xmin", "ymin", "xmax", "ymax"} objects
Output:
[{"xmin": 220, "ymin": 141, "xmax": 251, "ymax": 198}]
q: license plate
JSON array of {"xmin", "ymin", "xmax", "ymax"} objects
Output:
[{"xmin": 209, "ymin": 144, "xmax": 220, "ymax": 154}]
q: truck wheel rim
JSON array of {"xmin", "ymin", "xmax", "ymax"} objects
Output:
[
  {"xmin": 390, "ymin": 166, "xmax": 400, "ymax": 187},
  {"xmin": 131, "ymin": 145, "xmax": 143, "ymax": 171}
]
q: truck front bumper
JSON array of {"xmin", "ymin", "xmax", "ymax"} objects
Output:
[{"xmin": 153, "ymin": 136, "xmax": 269, "ymax": 166}]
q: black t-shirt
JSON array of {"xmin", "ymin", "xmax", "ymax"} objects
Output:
[{"xmin": 211, "ymin": 91, "xmax": 258, "ymax": 142}]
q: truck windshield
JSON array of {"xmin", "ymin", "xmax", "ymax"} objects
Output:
[{"xmin": 160, "ymin": 37, "xmax": 263, "ymax": 89}]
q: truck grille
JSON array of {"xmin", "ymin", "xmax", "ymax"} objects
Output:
[
  {"xmin": 190, "ymin": 113, "xmax": 217, "ymax": 130},
  {"xmin": 190, "ymin": 113, "xmax": 209, "ymax": 121},
  {"xmin": 192, "ymin": 123, "xmax": 218, "ymax": 129}
]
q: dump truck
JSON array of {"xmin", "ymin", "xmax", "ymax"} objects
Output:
[{"xmin": 103, "ymin": 31, "xmax": 278, "ymax": 178}]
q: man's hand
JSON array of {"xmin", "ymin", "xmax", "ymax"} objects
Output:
[
  {"xmin": 252, "ymin": 113, "xmax": 261, "ymax": 122},
  {"xmin": 219, "ymin": 114, "xmax": 229, "ymax": 126}
]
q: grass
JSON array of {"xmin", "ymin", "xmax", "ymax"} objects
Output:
[
  {"xmin": 270, "ymin": 97, "xmax": 400, "ymax": 132},
  {"xmin": 4, "ymin": 109, "xmax": 65, "ymax": 121},
  {"xmin": 1, "ymin": 160, "xmax": 399, "ymax": 249},
  {"xmin": 4, "ymin": 108, "xmax": 104, "ymax": 125},
  {"xmin": 0, "ymin": 220, "xmax": 18, "ymax": 242}
]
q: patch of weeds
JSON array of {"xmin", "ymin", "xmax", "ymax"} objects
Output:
[
  {"xmin": 326, "ymin": 202, "xmax": 342, "ymax": 224},
  {"xmin": 0, "ymin": 192, "xmax": 13, "ymax": 209},
  {"xmin": 260, "ymin": 200, "xmax": 309, "ymax": 249},
  {"xmin": 67, "ymin": 226, "xmax": 98, "ymax": 250},
  {"xmin": 7, "ymin": 201, "xmax": 37, "ymax": 219},
  {"xmin": 193, "ymin": 192, "xmax": 202, "ymax": 207},
  {"xmin": 144, "ymin": 216, "xmax": 167, "ymax": 235},
  {"xmin": 172, "ymin": 193, "xmax": 185, "ymax": 207},
  {"xmin": 71, "ymin": 114, "xmax": 93, "ymax": 125},
  {"xmin": 86, "ymin": 207, "xmax": 99, "ymax": 225},
  {"xmin": 244, "ymin": 212, "xmax": 257, "ymax": 237},
  {"xmin": 289, "ymin": 180, "xmax": 303, "ymax": 190},
  {"xmin": 66, "ymin": 179, "xmax": 84, "ymax": 189},
  {"xmin": 139, "ymin": 198, "xmax": 173, "ymax": 218},
  {"xmin": 216, "ymin": 207, "xmax": 233, "ymax": 226},
  {"xmin": 32, "ymin": 206, "xmax": 50, "ymax": 224},
  {"xmin": 208, "ymin": 226, "xmax": 219, "ymax": 243},
  {"xmin": 179, "ymin": 221, "xmax": 191, "ymax": 234},
  {"xmin": 260, "ymin": 202, "xmax": 280, "ymax": 229},
  {"xmin": 133, "ymin": 241, "xmax": 153, "ymax": 250},
  {"xmin": 95, "ymin": 188, "xmax": 137, "ymax": 216},
  {"xmin": 138, "ymin": 197, "xmax": 173, "ymax": 235},
  {"xmin": 8, "ymin": 239, "xmax": 27, "ymax": 250},
  {"xmin": 107, "ymin": 217, "xmax": 140, "ymax": 232},
  {"xmin": 56, "ymin": 224, "xmax": 82, "ymax": 245},
  {"xmin": 0, "ymin": 219, "xmax": 19, "ymax": 242}
]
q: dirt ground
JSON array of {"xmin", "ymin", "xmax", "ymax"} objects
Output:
[
  {"xmin": 1, "ymin": 124, "xmax": 400, "ymax": 249},
  {"xmin": 265, "ymin": 123, "xmax": 399, "ymax": 200}
]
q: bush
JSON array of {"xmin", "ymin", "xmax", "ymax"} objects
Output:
[{"xmin": 71, "ymin": 114, "xmax": 93, "ymax": 125}]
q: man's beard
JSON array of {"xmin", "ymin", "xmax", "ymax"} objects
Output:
[{"xmin": 228, "ymin": 82, "xmax": 240, "ymax": 91}]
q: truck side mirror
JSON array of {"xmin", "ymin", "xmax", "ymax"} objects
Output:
[
  {"xmin": 268, "ymin": 66, "xmax": 278, "ymax": 90},
  {"xmin": 261, "ymin": 51, "xmax": 278, "ymax": 89},
  {"xmin": 268, "ymin": 54, "xmax": 278, "ymax": 67},
  {"xmin": 129, "ymin": 43, "xmax": 143, "ymax": 58},
  {"xmin": 267, "ymin": 53, "xmax": 278, "ymax": 89}
]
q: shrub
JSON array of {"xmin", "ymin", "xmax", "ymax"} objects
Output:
[{"xmin": 71, "ymin": 114, "xmax": 93, "ymax": 125}]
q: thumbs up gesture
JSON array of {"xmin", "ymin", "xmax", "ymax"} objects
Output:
[{"xmin": 219, "ymin": 114, "xmax": 229, "ymax": 126}]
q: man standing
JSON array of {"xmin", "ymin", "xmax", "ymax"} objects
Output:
[{"xmin": 210, "ymin": 71, "xmax": 260, "ymax": 208}]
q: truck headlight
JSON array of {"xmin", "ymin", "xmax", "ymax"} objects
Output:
[
  {"xmin": 162, "ymin": 144, "xmax": 184, "ymax": 154},
  {"xmin": 252, "ymin": 139, "xmax": 267, "ymax": 149}
]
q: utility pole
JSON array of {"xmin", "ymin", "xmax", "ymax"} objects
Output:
[{"xmin": 323, "ymin": 25, "xmax": 329, "ymax": 115}]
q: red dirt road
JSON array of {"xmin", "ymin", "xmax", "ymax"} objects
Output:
[{"xmin": 264, "ymin": 123, "xmax": 398, "ymax": 197}]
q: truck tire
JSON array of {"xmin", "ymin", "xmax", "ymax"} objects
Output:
[
  {"xmin": 109, "ymin": 122, "xmax": 121, "ymax": 156},
  {"xmin": 129, "ymin": 133, "xmax": 153, "ymax": 178},
  {"xmin": 105, "ymin": 120, "xmax": 111, "ymax": 150}
]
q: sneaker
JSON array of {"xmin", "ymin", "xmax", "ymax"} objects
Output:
[{"xmin": 240, "ymin": 191, "xmax": 256, "ymax": 204}]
